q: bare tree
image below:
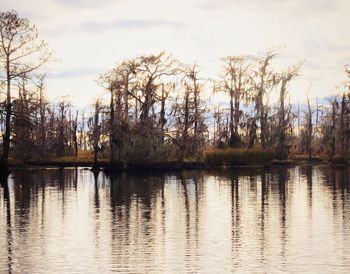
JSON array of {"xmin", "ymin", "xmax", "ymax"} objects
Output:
[
  {"xmin": 212, "ymin": 106, "xmax": 228, "ymax": 148},
  {"xmin": 100, "ymin": 52, "xmax": 179, "ymax": 166},
  {"xmin": 88, "ymin": 99, "xmax": 102, "ymax": 169},
  {"xmin": 56, "ymin": 98, "xmax": 71, "ymax": 157},
  {"xmin": 135, "ymin": 52, "xmax": 178, "ymax": 124},
  {"xmin": 275, "ymin": 63, "xmax": 301, "ymax": 159},
  {"xmin": 36, "ymin": 74, "xmax": 48, "ymax": 152},
  {"xmin": 72, "ymin": 110, "xmax": 78, "ymax": 156},
  {"xmin": 217, "ymin": 55, "xmax": 251, "ymax": 147},
  {"xmin": 12, "ymin": 75, "xmax": 33, "ymax": 161},
  {"xmin": 0, "ymin": 11, "xmax": 51, "ymax": 171},
  {"xmin": 172, "ymin": 64, "xmax": 207, "ymax": 158},
  {"xmin": 302, "ymin": 94, "xmax": 313, "ymax": 161},
  {"xmin": 252, "ymin": 50, "xmax": 279, "ymax": 149}
]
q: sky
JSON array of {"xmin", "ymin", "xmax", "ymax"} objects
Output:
[{"xmin": 2, "ymin": 0, "xmax": 350, "ymax": 107}]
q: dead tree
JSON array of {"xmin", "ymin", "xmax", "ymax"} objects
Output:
[
  {"xmin": 212, "ymin": 107, "xmax": 228, "ymax": 148},
  {"xmin": 36, "ymin": 75, "xmax": 48, "ymax": 152},
  {"xmin": 88, "ymin": 99, "xmax": 102, "ymax": 168},
  {"xmin": 56, "ymin": 98, "xmax": 71, "ymax": 157},
  {"xmin": 305, "ymin": 95, "xmax": 313, "ymax": 161},
  {"xmin": 72, "ymin": 110, "xmax": 78, "ymax": 156}
]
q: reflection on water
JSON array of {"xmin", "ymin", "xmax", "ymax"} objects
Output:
[{"xmin": 1, "ymin": 166, "xmax": 350, "ymax": 273}]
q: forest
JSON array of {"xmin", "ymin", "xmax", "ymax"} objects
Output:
[{"xmin": 1, "ymin": 10, "xmax": 350, "ymax": 172}]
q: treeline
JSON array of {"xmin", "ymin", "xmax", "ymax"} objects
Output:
[{"xmin": 0, "ymin": 11, "xmax": 350, "ymax": 171}]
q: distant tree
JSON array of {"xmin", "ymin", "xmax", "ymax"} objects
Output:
[
  {"xmin": 172, "ymin": 64, "xmax": 207, "ymax": 160},
  {"xmin": 71, "ymin": 110, "xmax": 79, "ymax": 157},
  {"xmin": 135, "ymin": 52, "xmax": 178, "ymax": 124},
  {"xmin": 346, "ymin": 65, "xmax": 350, "ymax": 79},
  {"xmin": 212, "ymin": 106, "xmax": 228, "ymax": 148},
  {"xmin": 35, "ymin": 74, "xmax": 48, "ymax": 153},
  {"xmin": 78, "ymin": 111, "xmax": 87, "ymax": 151},
  {"xmin": 56, "ymin": 98, "xmax": 71, "ymax": 157},
  {"xmin": 100, "ymin": 59, "xmax": 137, "ymax": 165},
  {"xmin": 252, "ymin": 50, "xmax": 279, "ymax": 149},
  {"xmin": 12, "ymin": 74, "xmax": 34, "ymax": 161},
  {"xmin": 319, "ymin": 92, "xmax": 350, "ymax": 160},
  {"xmin": 246, "ymin": 115, "xmax": 258, "ymax": 148},
  {"xmin": 217, "ymin": 55, "xmax": 251, "ymax": 147},
  {"xmin": 100, "ymin": 52, "xmax": 179, "ymax": 165},
  {"xmin": 300, "ymin": 94, "xmax": 314, "ymax": 161},
  {"xmin": 319, "ymin": 98, "xmax": 334, "ymax": 159},
  {"xmin": 88, "ymin": 99, "xmax": 102, "ymax": 168},
  {"xmin": 275, "ymin": 63, "xmax": 301, "ymax": 159}
]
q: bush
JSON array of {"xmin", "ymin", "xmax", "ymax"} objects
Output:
[
  {"xmin": 204, "ymin": 148, "xmax": 276, "ymax": 166},
  {"xmin": 289, "ymin": 154, "xmax": 309, "ymax": 161},
  {"xmin": 289, "ymin": 154, "xmax": 323, "ymax": 162},
  {"xmin": 331, "ymin": 155, "xmax": 349, "ymax": 165}
]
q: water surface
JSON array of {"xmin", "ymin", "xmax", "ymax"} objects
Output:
[{"xmin": 1, "ymin": 166, "xmax": 350, "ymax": 273}]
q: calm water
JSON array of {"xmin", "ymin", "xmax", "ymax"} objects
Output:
[{"xmin": 1, "ymin": 166, "xmax": 350, "ymax": 273}]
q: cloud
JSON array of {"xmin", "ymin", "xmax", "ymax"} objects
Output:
[
  {"xmin": 199, "ymin": 0, "xmax": 340, "ymax": 13},
  {"xmin": 53, "ymin": 0, "xmax": 118, "ymax": 9},
  {"xmin": 4, "ymin": 0, "xmax": 350, "ymax": 106},
  {"xmin": 39, "ymin": 17, "xmax": 187, "ymax": 39},
  {"xmin": 80, "ymin": 19, "xmax": 187, "ymax": 32},
  {"xmin": 47, "ymin": 67, "xmax": 104, "ymax": 79}
]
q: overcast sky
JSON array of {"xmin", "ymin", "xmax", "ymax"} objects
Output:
[{"xmin": 3, "ymin": 0, "xmax": 350, "ymax": 107}]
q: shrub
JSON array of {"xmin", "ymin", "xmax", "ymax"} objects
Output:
[
  {"xmin": 204, "ymin": 148, "xmax": 276, "ymax": 166},
  {"xmin": 331, "ymin": 155, "xmax": 349, "ymax": 165}
]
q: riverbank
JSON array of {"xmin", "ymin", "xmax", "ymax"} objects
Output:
[
  {"xmin": 5, "ymin": 150, "xmax": 349, "ymax": 172},
  {"xmin": 6, "ymin": 158, "xmax": 347, "ymax": 173}
]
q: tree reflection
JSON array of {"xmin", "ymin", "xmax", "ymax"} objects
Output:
[
  {"xmin": 321, "ymin": 166, "xmax": 350, "ymax": 224},
  {"xmin": 1, "ymin": 166, "xmax": 350, "ymax": 273},
  {"xmin": 106, "ymin": 171, "xmax": 165, "ymax": 269},
  {"xmin": 93, "ymin": 170, "xmax": 100, "ymax": 209},
  {"xmin": 276, "ymin": 167, "xmax": 288, "ymax": 266},
  {"xmin": 1, "ymin": 173, "xmax": 12, "ymax": 274}
]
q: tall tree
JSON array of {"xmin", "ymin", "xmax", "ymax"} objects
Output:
[
  {"xmin": 89, "ymin": 99, "xmax": 102, "ymax": 169},
  {"xmin": 56, "ymin": 98, "xmax": 71, "ymax": 157},
  {"xmin": 0, "ymin": 10, "xmax": 50, "ymax": 171},
  {"xmin": 252, "ymin": 51, "xmax": 279, "ymax": 149},
  {"xmin": 304, "ymin": 95, "xmax": 314, "ymax": 161},
  {"xmin": 135, "ymin": 52, "xmax": 178, "ymax": 124},
  {"xmin": 275, "ymin": 63, "xmax": 301, "ymax": 159},
  {"xmin": 217, "ymin": 55, "xmax": 251, "ymax": 147},
  {"xmin": 172, "ymin": 64, "xmax": 207, "ymax": 160}
]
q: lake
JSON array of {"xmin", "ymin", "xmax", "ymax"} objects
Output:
[{"xmin": 1, "ymin": 166, "xmax": 350, "ymax": 273}]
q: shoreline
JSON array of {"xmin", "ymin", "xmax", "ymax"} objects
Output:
[{"xmin": 5, "ymin": 159, "xmax": 349, "ymax": 173}]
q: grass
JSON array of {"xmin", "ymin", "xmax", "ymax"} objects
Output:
[
  {"xmin": 10, "ymin": 150, "xmax": 109, "ymax": 167},
  {"xmin": 8, "ymin": 149, "xmax": 348, "ymax": 169},
  {"xmin": 41, "ymin": 150, "xmax": 109, "ymax": 163},
  {"xmin": 204, "ymin": 148, "xmax": 276, "ymax": 166},
  {"xmin": 289, "ymin": 154, "xmax": 323, "ymax": 162}
]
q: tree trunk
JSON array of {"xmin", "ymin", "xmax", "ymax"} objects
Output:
[
  {"xmin": 229, "ymin": 91, "xmax": 234, "ymax": 145},
  {"xmin": 1, "ymin": 60, "xmax": 12, "ymax": 172}
]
